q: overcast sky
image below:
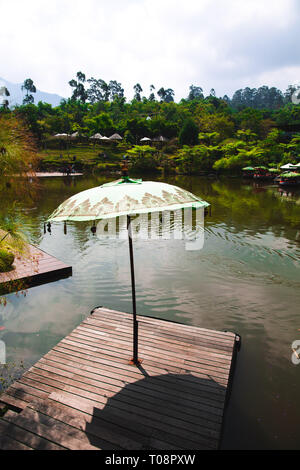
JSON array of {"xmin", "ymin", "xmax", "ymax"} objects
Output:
[{"xmin": 2, "ymin": 0, "xmax": 300, "ymax": 101}]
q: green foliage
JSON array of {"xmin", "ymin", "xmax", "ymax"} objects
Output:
[
  {"xmin": 0, "ymin": 249, "xmax": 14, "ymax": 272},
  {"xmin": 127, "ymin": 145, "xmax": 159, "ymax": 171},
  {"xmin": 175, "ymin": 145, "xmax": 218, "ymax": 174},
  {"xmin": 0, "ymin": 114, "xmax": 39, "ymax": 178},
  {"xmin": 3, "ymin": 76, "xmax": 300, "ymax": 175},
  {"xmin": 178, "ymin": 119, "xmax": 199, "ymax": 146}
]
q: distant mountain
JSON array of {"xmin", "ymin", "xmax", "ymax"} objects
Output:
[{"xmin": 0, "ymin": 77, "xmax": 65, "ymax": 107}]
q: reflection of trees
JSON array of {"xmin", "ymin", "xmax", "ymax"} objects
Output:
[
  {"xmin": 0, "ymin": 175, "xmax": 114, "ymax": 248},
  {"xmin": 157, "ymin": 176, "xmax": 300, "ymax": 246},
  {"xmin": 1, "ymin": 174, "xmax": 299, "ymax": 252},
  {"xmin": 205, "ymin": 179, "xmax": 300, "ymax": 236}
]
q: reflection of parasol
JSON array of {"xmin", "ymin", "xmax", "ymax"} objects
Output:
[
  {"xmin": 70, "ymin": 132, "xmax": 79, "ymax": 139},
  {"xmin": 53, "ymin": 133, "xmax": 69, "ymax": 139},
  {"xmin": 47, "ymin": 177, "xmax": 210, "ymax": 365}
]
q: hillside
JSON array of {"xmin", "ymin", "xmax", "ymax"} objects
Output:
[{"xmin": 0, "ymin": 77, "xmax": 64, "ymax": 107}]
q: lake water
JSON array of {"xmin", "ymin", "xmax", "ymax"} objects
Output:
[{"xmin": 0, "ymin": 174, "xmax": 300, "ymax": 449}]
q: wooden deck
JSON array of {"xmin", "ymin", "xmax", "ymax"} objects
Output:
[
  {"xmin": 0, "ymin": 244, "xmax": 72, "ymax": 295},
  {"xmin": 34, "ymin": 172, "xmax": 83, "ymax": 178},
  {"xmin": 0, "ymin": 307, "xmax": 239, "ymax": 450}
]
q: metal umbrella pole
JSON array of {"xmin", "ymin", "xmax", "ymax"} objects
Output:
[{"xmin": 127, "ymin": 215, "xmax": 139, "ymax": 365}]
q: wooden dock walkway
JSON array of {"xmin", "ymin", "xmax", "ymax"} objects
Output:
[
  {"xmin": 34, "ymin": 172, "xmax": 83, "ymax": 178},
  {"xmin": 0, "ymin": 244, "xmax": 72, "ymax": 295},
  {"xmin": 0, "ymin": 307, "xmax": 239, "ymax": 450}
]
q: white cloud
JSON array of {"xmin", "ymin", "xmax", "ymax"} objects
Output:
[{"xmin": 2, "ymin": 0, "xmax": 300, "ymax": 100}]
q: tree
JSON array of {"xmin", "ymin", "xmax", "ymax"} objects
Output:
[
  {"xmin": 133, "ymin": 83, "xmax": 143, "ymax": 101},
  {"xmin": 187, "ymin": 85, "xmax": 204, "ymax": 101},
  {"xmin": 178, "ymin": 119, "xmax": 199, "ymax": 146},
  {"xmin": 175, "ymin": 145, "xmax": 214, "ymax": 173},
  {"xmin": 127, "ymin": 145, "xmax": 158, "ymax": 171},
  {"xmin": 0, "ymin": 86, "xmax": 10, "ymax": 109},
  {"xmin": 284, "ymin": 85, "xmax": 298, "ymax": 104},
  {"xmin": 196, "ymin": 113, "xmax": 235, "ymax": 141},
  {"xmin": 157, "ymin": 87, "xmax": 175, "ymax": 103},
  {"xmin": 22, "ymin": 78, "xmax": 36, "ymax": 104},
  {"xmin": 86, "ymin": 78, "xmax": 105, "ymax": 103},
  {"xmin": 108, "ymin": 80, "xmax": 124, "ymax": 101},
  {"xmin": 69, "ymin": 72, "xmax": 88, "ymax": 102},
  {"xmin": 149, "ymin": 84, "xmax": 156, "ymax": 101},
  {"xmin": 0, "ymin": 114, "xmax": 39, "ymax": 200}
]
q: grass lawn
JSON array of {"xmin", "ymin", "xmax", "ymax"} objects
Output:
[{"xmin": 37, "ymin": 142, "xmax": 130, "ymax": 172}]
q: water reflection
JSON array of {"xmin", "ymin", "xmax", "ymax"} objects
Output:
[{"xmin": 0, "ymin": 175, "xmax": 300, "ymax": 449}]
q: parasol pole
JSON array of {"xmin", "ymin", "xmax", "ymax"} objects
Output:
[{"xmin": 127, "ymin": 214, "xmax": 139, "ymax": 365}]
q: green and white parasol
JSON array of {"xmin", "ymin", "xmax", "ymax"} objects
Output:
[{"xmin": 48, "ymin": 176, "xmax": 210, "ymax": 365}]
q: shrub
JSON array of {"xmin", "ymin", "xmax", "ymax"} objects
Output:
[{"xmin": 0, "ymin": 249, "xmax": 15, "ymax": 272}]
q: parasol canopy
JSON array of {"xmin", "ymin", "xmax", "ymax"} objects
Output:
[
  {"xmin": 280, "ymin": 163, "xmax": 298, "ymax": 170},
  {"xmin": 48, "ymin": 177, "xmax": 209, "ymax": 222},
  {"xmin": 47, "ymin": 176, "xmax": 210, "ymax": 365}
]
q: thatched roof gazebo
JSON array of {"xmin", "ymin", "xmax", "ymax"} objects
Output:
[
  {"xmin": 109, "ymin": 133, "xmax": 123, "ymax": 141},
  {"xmin": 90, "ymin": 133, "xmax": 103, "ymax": 140}
]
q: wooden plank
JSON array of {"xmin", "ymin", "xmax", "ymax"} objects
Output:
[
  {"xmin": 0, "ymin": 307, "xmax": 238, "ymax": 450},
  {"xmin": 78, "ymin": 321, "xmax": 234, "ymax": 361},
  {"xmin": 94, "ymin": 307, "xmax": 236, "ymax": 340},
  {"xmin": 19, "ymin": 371, "xmax": 222, "ymax": 431},
  {"xmin": 51, "ymin": 342, "xmax": 229, "ymax": 392},
  {"xmin": 58, "ymin": 336, "xmax": 230, "ymax": 384},
  {"xmin": 2, "ymin": 407, "xmax": 115, "ymax": 450},
  {"xmin": 33, "ymin": 357, "xmax": 226, "ymax": 409},
  {"xmin": 0, "ymin": 432, "xmax": 33, "ymax": 450},
  {"xmin": 49, "ymin": 390, "xmax": 216, "ymax": 450},
  {"xmin": 0, "ymin": 412, "xmax": 65, "ymax": 450},
  {"xmin": 74, "ymin": 325, "xmax": 233, "ymax": 368},
  {"xmin": 26, "ymin": 367, "xmax": 224, "ymax": 421},
  {"xmin": 43, "ymin": 349, "xmax": 228, "ymax": 401},
  {"xmin": 0, "ymin": 243, "xmax": 72, "ymax": 294},
  {"xmin": 66, "ymin": 331, "xmax": 232, "ymax": 377},
  {"xmin": 92, "ymin": 309, "xmax": 235, "ymax": 342},
  {"xmin": 28, "ymin": 398, "xmax": 146, "ymax": 450},
  {"xmin": 0, "ymin": 393, "xmax": 29, "ymax": 412},
  {"xmin": 86, "ymin": 314, "xmax": 235, "ymax": 350}
]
